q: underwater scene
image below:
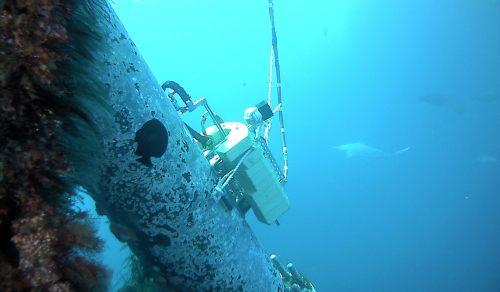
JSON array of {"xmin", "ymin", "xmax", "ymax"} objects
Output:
[
  {"xmin": 105, "ymin": 0, "xmax": 500, "ymax": 291},
  {"xmin": 1, "ymin": 0, "xmax": 499, "ymax": 291}
]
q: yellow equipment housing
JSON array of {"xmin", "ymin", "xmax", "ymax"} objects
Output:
[{"xmin": 203, "ymin": 122, "xmax": 289, "ymax": 225}]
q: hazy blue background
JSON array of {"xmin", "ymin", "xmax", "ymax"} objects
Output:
[{"xmin": 102, "ymin": 0, "xmax": 500, "ymax": 290}]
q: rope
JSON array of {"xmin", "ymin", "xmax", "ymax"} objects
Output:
[
  {"xmin": 263, "ymin": 120, "xmax": 272, "ymax": 144},
  {"xmin": 265, "ymin": 47, "xmax": 274, "ymax": 145},
  {"xmin": 267, "ymin": 47, "xmax": 274, "ymax": 106},
  {"xmin": 268, "ymin": 0, "xmax": 288, "ymax": 180}
]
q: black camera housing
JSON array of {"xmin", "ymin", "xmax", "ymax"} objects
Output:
[{"xmin": 256, "ymin": 101, "xmax": 274, "ymax": 121}]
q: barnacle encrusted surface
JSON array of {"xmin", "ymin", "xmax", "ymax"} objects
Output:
[
  {"xmin": 69, "ymin": 2, "xmax": 284, "ymax": 290},
  {"xmin": 1, "ymin": 0, "xmax": 283, "ymax": 290},
  {"xmin": 0, "ymin": 1, "xmax": 109, "ymax": 290}
]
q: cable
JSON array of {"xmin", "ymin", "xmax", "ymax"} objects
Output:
[
  {"xmin": 268, "ymin": 0, "xmax": 289, "ymax": 180},
  {"xmin": 212, "ymin": 146, "xmax": 256, "ymax": 200}
]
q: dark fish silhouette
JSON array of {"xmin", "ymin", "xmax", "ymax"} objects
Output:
[
  {"xmin": 471, "ymin": 91, "xmax": 499, "ymax": 103},
  {"xmin": 418, "ymin": 93, "xmax": 466, "ymax": 114},
  {"xmin": 134, "ymin": 118, "xmax": 168, "ymax": 167}
]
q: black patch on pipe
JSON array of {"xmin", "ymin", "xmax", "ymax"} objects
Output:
[
  {"xmin": 187, "ymin": 213, "xmax": 194, "ymax": 227},
  {"xmin": 134, "ymin": 119, "xmax": 168, "ymax": 167},
  {"xmin": 182, "ymin": 171, "xmax": 192, "ymax": 183},
  {"xmin": 153, "ymin": 234, "xmax": 171, "ymax": 247}
]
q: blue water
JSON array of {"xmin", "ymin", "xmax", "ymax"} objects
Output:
[{"xmin": 107, "ymin": 1, "xmax": 500, "ymax": 290}]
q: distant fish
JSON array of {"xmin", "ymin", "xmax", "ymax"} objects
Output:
[
  {"xmin": 134, "ymin": 118, "xmax": 168, "ymax": 167},
  {"xmin": 333, "ymin": 142, "xmax": 410, "ymax": 158},
  {"xmin": 418, "ymin": 93, "xmax": 466, "ymax": 114},
  {"xmin": 470, "ymin": 91, "xmax": 499, "ymax": 103},
  {"xmin": 475, "ymin": 154, "xmax": 497, "ymax": 163}
]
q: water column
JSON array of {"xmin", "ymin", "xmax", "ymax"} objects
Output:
[{"xmin": 70, "ymin": 1, "xmax": 283, "ymax": 290}]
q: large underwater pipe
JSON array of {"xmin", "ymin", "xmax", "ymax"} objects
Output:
[{"xmin": 68, "ymin": 1, "xmax": 284, "ymax": 290}]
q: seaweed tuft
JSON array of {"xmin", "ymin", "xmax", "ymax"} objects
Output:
[{"xmin": 117, "ymin": 255, "xmax": 163, "ymax": 292}]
